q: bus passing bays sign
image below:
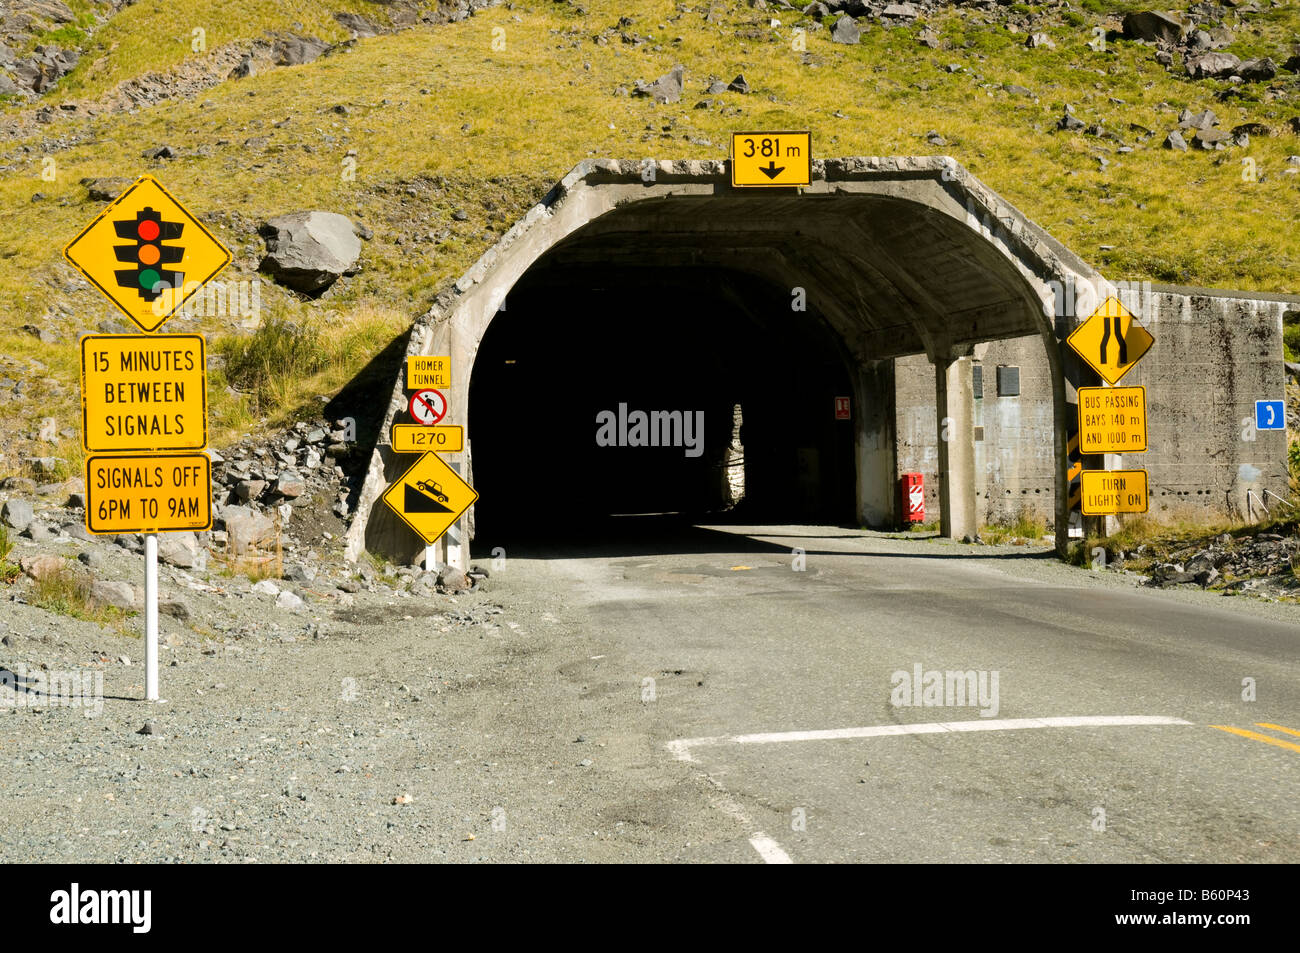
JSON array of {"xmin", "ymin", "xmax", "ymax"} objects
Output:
[
  {"xmin": 381, "ymin": 451, "xmax": 477, "ymax": 545},
  {"xmin": 81, "ymin": 334, "xmax": 206, "ymax": 453},
  {"xmin": 85, "ymin": 453, "xmax": 212, "ymax": 534},
  {"xmin": 63, "ymin": 175, "xmax": 231, "ymax": 333},
  {"xmin": 1078, "ymin": 386, "xmax": 1146, "ymax": 454}
]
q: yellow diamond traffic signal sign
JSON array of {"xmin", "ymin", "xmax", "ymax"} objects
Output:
[
  {"xmin": 64, "ymin": 175, "xmax": 231, "ymax": 333},
  {"xmin": 381, "ymin": 451, "xmax": 478, "ymax": 545},
  {"xmin": 1066, "ymin": 296, "xmax": 1154, "ymax": 386}
]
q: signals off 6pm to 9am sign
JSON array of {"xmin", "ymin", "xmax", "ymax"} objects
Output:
[
  {"xmin": 85, "ymin": 453, "xmax": 212, "ymax": 535},
  {"xmin": 81, "ymin": 334, "xmax": 207, "ymax": 453}
]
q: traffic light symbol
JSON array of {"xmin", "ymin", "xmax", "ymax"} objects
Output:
[{"xmin": 112, "ymin": 207, "xmax": 184, "ymax": 302}]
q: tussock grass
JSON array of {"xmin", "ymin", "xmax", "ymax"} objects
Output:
[
  {"xmin": 0, "ymin": 527, "xmax": 19, "ymax": 583},
  {"xmin": 981, "ymin": 513, "xmax": 1049, "ymax": 544},
  {"xmin": 32, "ymin": 562, "xmax": 131, "ymax": 629},
  {"xmin": 211, "ymin": 301, "xmax": 406, "ymax": 438}
]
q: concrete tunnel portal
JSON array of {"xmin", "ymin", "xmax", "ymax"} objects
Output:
[{"xmin": 345, "ymin": 157, "xmax": 1116, "ymax": 568}]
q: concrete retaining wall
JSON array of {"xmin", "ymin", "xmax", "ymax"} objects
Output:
[{"xmin": 895, "ymin": 285, "xmax": 1296, "ymax": 529}]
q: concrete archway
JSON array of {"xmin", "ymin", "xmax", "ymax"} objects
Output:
[{"xmin": 345, "ymin": 157, "xmax": 1113, "ymax": 566}]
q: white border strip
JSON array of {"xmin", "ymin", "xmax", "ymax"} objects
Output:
[{"xmin": 668, "ymin": 715, "xmax": 1193, "ymax": 762}]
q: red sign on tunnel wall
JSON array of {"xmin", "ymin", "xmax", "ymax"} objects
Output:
[
  {"xmin": 835, "ymin": 397, "xmax": 850, "ymax": 420},
  {"xmin": 901, "ymin": 473, "xmax": 925, "ymax": 524}
]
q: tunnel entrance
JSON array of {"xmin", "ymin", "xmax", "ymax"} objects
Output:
[
  {"xmin": 468, "ymin": 269, "xmax": 857, "ymax": 541},
  {"xmin": 347, "ymin": 158, "xmax": 1113, "ymax": 567}
]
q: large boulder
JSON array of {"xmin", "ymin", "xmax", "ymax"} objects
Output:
[
  {"xmin": 224, "ymin": 507, "xmax": 277, "ymax": 554},
  {"xmin": 831, "ymin": 16, "xmax": 861, "ymax": 45},
  {"xmin": 272, "ymin": 36, "xmax": 328, "ymax": 66},
  {"xmin": 1122, "ymin": 12, "xmax": 1184, "ymax": 46},
  {"xmin": 157, "ymin": 531, "xmax": 204, "ymax": 569},
  {"xmin": 2, "ymin": 499, "xmax": 33, "ymax": 532},
  {"xmin": 258, "ymin": 212, "xmax": 361, "ymax": 293},
  {"xmin": 633, "ymin": 64, "xmax": 684, "ymax": 104},
  {"xmin": 1186, "ymin": 52, "xmax": 1241, "ymax": 79}
]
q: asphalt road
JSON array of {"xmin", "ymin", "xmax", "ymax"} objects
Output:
[{"xmin": 493, "ymin": 519, "xmax": 1300, "ymax": 864}]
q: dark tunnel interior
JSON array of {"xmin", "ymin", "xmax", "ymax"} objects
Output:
[{"xmin": 467, "ymin": 265, "xmax": 858, "ymax": 544}]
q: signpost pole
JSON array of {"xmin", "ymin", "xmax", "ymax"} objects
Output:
[{"xmin": 144, "ymin": 533, "xmax": 159, "ymax": 701}]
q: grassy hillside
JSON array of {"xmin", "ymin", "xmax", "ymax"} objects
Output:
[{"xmin": 2, "ymin": 0, "xmax": 1299, "ymax": 476}]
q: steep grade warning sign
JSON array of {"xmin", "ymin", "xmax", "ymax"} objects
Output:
[
  {"xmin": 81, "ymin": 334, "xmax": 206, "ymax": 453},
  {"xmin": 85, "ymin": 453, "xmax": 212, "ymax": 534}
]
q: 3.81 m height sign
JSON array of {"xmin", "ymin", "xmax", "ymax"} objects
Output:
[{"xmin": 731, "ymin": 131, "xmax": 812, "ymax": 187}]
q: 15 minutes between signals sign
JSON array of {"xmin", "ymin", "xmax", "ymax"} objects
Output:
[{"xmin": 81, "ymin": 334, "xmax": 206, "ymax": 453}]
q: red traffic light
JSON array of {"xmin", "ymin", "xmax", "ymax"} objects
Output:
[{"xmin": 137, "ymin": 219, "xmax": 160, "ymax": 241}]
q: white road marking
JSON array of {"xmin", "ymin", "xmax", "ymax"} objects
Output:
[
  {"xmin": 668, "ymin": 714, "xmax": 1193, "ymax": 762},
  {"xmin": 748, "ymin": 834, "xmax": 793, "ymax": 864}
]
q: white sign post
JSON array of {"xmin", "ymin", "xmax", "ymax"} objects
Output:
[{"xmin": 144, "ymin": 532, "xmax": 159, "ymax": 701}]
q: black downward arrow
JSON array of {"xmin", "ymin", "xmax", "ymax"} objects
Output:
[{"xmin": 759, "ymin": 161, "xmax": 785, "ymax": 179}]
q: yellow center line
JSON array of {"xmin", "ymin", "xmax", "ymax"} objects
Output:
[
  {"xmin": 1210, "ymin": 725, "xmax": 1300, "ymax": 754},
  {"xmin": 1255, "ymin": 723, "xmax": 1300, "ymax": 739}
]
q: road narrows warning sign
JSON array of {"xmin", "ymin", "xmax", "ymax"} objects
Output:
[
  {"xmin": 81, "ymin": 334, "xmax": 207, "ymax": 453},
  {"xmin": 85, "ymin": 453, "xmax": 213, "ymax": 534},
  {"xmin": 381, "ymin": 451, "xmax": 478, "ymax": 545},
  {"xmin": 1066, "ymin": 296, "xmax": 1154, "ymax": 386},
  {"xmin": 730, "ymin": 131, "xmax": 812, "ymax": 187},
  {"xmin": 63, "ymin": 175, "xmax": 231, "ymax": 333}
]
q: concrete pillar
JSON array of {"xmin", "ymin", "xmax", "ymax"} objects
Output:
[
  {"xmin": 935, "ymin": 352, "xmax": 978, "ymax": 541},
  {"xmin": 854, "ymin": 358, "xmax": 897, "ymax": 527}
]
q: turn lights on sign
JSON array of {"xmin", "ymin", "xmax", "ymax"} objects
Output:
[
  {"xmin": 81, "ymin": 334, "xmax": 206, "ymax": 453},
  {"xmin": 63, "ymin": 175, "xmax": 231, "ymax": 332},
  {"xmin": 85, "ymin": 453, "xmax": 212, "ymax": 534},
  {"xmin": 1080, "ymin": 469, "xmax": 1149, "ymax": 516}
]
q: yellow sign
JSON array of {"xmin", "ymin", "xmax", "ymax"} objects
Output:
[
  {"xmin": 1066, "ymin": 297, "xmax": 1154, "ymax": 386},
  {"xmin": 63, "ymin": 175, "xmax": 231, "ymax": 333},
  {"xmin": 392, "ymin": 424, "xmax": 463, "ymax": 454},
  {"xmin": 731, "ymin": 131, "xmax": 812, "ymax": 187},
  {"xmin": 1078, "ymin": 386, "xmax": 1147, "ymax": 454},
  {"xmin": 381, "ymin": 451, "xmax": 478, "ymax": 545},
  {"xmin": 80, "ymin": 334, "xmax": 206, "ymax": 453},
  {"xmin": 85, "ymin": 453, "xmax": 212, "ymax": 534},
  {"xmin": 407, "ymin": 355, "xmax": 451, "ymax": 390},
  {"xmin": 1080, "ymin": 469, "xmax": 1148, "ymax": 515}
]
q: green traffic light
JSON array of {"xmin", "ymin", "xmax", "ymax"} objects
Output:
[{"xmin": 139, "ymin": 268, "xmax": 161, "ymax": 291}]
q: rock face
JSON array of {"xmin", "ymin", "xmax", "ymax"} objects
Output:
[
  {"xmin": 1122, "ymin": 12, "xmax": 1185, "ymax": 46},
  {"xmin": 258, "ymin": 212, "xmax": 362, "ymax": 293},
  {"xmin": 633, "ymin": 64, "xmax": 685, "ymax": 104}
]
